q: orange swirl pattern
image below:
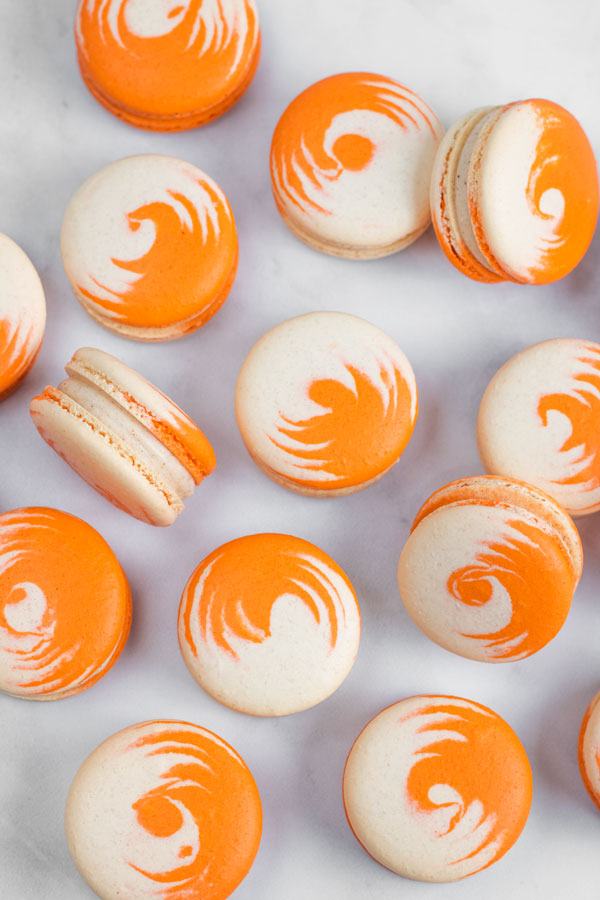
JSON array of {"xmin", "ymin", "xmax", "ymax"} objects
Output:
[{"xmin": 0, "ymin": 317, "xmax": 39, "ymax": 397}]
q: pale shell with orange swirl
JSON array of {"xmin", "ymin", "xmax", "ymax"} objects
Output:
[
  {"xmin": 65, "ymin": 720, "xmax": 262, "ymax": 900},
  {"xmin": 343, "ymin": 696, "xmax": 532, "ymax": 882},
  {"xmin": 178, "ymin": 533, "xmax": 361, "ymax": 716},
  {"xmin": 579, "ymin": 691, "xmax": 600, "ymax": 810}
]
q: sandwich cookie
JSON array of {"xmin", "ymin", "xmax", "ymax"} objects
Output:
[
  {"xmin": 65, "ymin": 720, "xmax": 262, "ymax": 900},
  {"xmin": 0, "ymin": 508, "xmax": 130, "ymax": 700},
  {"xmin": 431, "ymin": 100, "xmax": 598, "ymax": 283},
  {"xmin": 397, "ymin": 476, "xmax": 582, "ymax": 662},
  {"xmin": 579, "ymin": 691, "xmax": 600, "ymax": 810},
  {"xmin": 30, "ymin": 347, "xmax": 215, "ymax": 526},
  {"xmin": 0, "ymin": 234, "xmax": 46, "ymax": 400},
  {"xmin": 478, "ymin": 339, "xmax": 600, "ymax": 517},
  {"xmin": 235, "ymin": 312, "xmax": 418, "ymax": 496},
  {"xmin": 75, "ymin": 0, "xmax": 260, "ymax": 131},
  {"xmin": 178, "ymin": 533, "xmax": 360, "ymax": 716},
  {"xmin": 271, "ymin": 72, "xmax": 444, "ymax": 258},
  {"xmin": 343, "ymin": 696, "xmax": 532, "ymax": 882},
  {"xmin": 62, "ymin": 155, "xmax": 238, "ymax": 341}
]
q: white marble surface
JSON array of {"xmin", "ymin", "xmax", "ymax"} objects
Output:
[{"xmin": 1, "ymin": 1, "xmax": 600, "ymax": 897}]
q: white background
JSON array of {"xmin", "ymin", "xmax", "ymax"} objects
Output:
[{"xmin": 1, "ymin": 1, "xmax": 600, "ymax": 897}]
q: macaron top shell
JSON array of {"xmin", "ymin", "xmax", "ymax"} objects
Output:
[
  {"xmin": 0, "ymin": 508, "xmax": 131, "ymax": 700},
  {"xmin": 343, "ymin": 696, "xmax": 532, "ymax": 882},
  {"xmin": 478, "ymin": 339, "xmax": 600, "ymax": 516},
  {"xmin": 178, "ymin": 533, "xmax": 361, "ymax": 716},
  {"xmin": 65, "ymin": 720, "xmax": 262, "ymax": 900},
  {"xmin": 0, "ymin": 234, "xmax": 46, "ymax": 399},
  {"xmin": 271, "ymin": 72, "xmax": 444, "ymax": 252},
  {"xmin": 235, "ymin": 312, "xmax": 418, "ymax": 492},
  {"xmin": 579, "ymin": 691, "xmax": 600, "ymax": 809},
  {"xmin": 75, "ymin": 0, "xmax": 260, "ymax": 128},
  {"xmin": 61, "ymin": 155, "xmax": 237, "ymax": 339}
]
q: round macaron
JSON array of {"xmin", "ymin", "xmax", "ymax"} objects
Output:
[
  {"xmin": 478, "ymin": 338, "xmax": 600, "ymax": 517},
  {"xmin": 65, "ymin": 720, "xmax": 262, "ymax": 900},
  {"xmin": 178, "ymin": 533, "xmax": 360, "ymax": 716},
  {"xmin": 0, "ymin": 234, "xmax": 46, "ymax": 400},
  {"xmin": 397, "ymin": 476, "xmax": 582, "ymax": 662},
  {"xmin": 343, "ymin": 696, "xmax": 532, "ymax": 882},
  {"xmin": 61, "ymin": 155, "xmax": 238, "ymax": 341},
  {"xmin": 0, "ymin": 507, "xmax": 131, "ymax": 700},
  {"xmin": 235, "ymin": 312, "xmax": 418, "ymax": 496},
  {"xmin": 75, "ymin": 0, "xmax": 261, "ymax": 131},
  {"xmin": 30, "ymin": 347, "xmax": 215, "ymax": 526},
  {"xmin": 270, "ymin": 72, "xmax": 444, "ymax": 258},
  {"xmin": 579, "ymin": 691, "xmax": 600, "ymax": 810},
  {"xmin": 430, "ymin": 99, "xmax": 599, "ymax": 283}
]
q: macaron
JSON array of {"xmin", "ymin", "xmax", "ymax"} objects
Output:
[
  {"xmin": 30, "ymin": 347, "xmax": 215, "ymax": 526},
  {"xmin": 235, "ymin": 312, "xmax": 418, "ymax": 496},
  {"xmin": 579, "ymin": 691, "xmax": 600, "ymax": 810},
  {"xmin": 271, "ymin": 72, "xmax": 444, "ymax": 258},
  {"xmin": 0, "ymin": 234, "xmax": 46, "ymax": 400},
  {"xmin": 397, "ymin": 476, "xmax": 582, "ymax": 662},
  {"xmin": 343, "ymin": 696, "xmax": 532, "ymax": 882},
  {"xmin": 75, "ymin": 0, "xmax": 261, "ymax": 131},
  {"xmin": 0, "ymin": 507, "xmax": 130, "ymax": 700},
  {"xmin": 178, "ymin": 533, "xmax": 360, "ymax": 716},
  {"xmin": 430, "ymin": 100, "xmax": 599, "ymax": 283},
  {"xmin": 65, "ymin": 720, "xmax": 262, "ymax": 900},
  {"xmin": 61, "ymin": 155, "xmax": 238, "ymax": 341},
  {"xmin": 478, "ymin": 338, "xmax": 600, "ymax": 517}
]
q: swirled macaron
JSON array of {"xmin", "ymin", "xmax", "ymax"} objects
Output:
[
  {"xmin": 235, "ymin": 312, "xmax": 418, "ymax": 496},
  {"xmin": 0, "ymin": 234, "xmax": 46, "ymax": 400},
  {"xmin": 271, "ymin": 72, "xmax": 444, "ymax": 258},
  {"xmin": 65, "ymin": 720, "xmax": 262, "ymax": 900},
  {"xmin": 30, "ymin": 347, "xmax": 215, "ymax": 526},
  {"xmin": 61, "ymin": 155, "xmax": 238, "ymax": 341},
  {"xmin": 75, "ymin": 0, "xmax": 260, "ymax": 131},
  {"xmin": 397, "ymin": 476, "xmax": 582, "ymax": 662},
  {"xmin": 430, "ymin": 100, "xmax": 598, "ymax": 283},
  {"xmin": 343, "ymin": 696, "xmax": 532, "ymax": 882},
  {"xmin": 579, "ymin": 691, "xmax": 600, "ymax": 810},
  {"xmin": 478, "ymin": 338, "xmax": 600, "ymax": 517},
  {"xmin": 178, "ymin": 533, "xmax": 360, "ymax": 716},
  {"xmin": 0, "ymin": 508, "xmax": 130, "ymax": 700}
]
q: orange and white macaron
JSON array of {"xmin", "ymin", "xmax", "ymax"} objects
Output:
[
  {"xmin": 30, "ymin": 347, "xmax": 215, "ymax": 526},
  {"xmin": 235, "ymin": 312, "xmax": 418, "ymax": 496},
  {"xmin": 397, "ymin": 476, "xmax": 582, "ymax": 662},
  {"xmin": 61, "ymin": 155, "xmax": 238, "ymax": 341},
  {"xmin": 343, "ymin": 696, "xmax": 532, "ymax": 882},
  {"xmin": 0, "ymin": 507, "xmax": 130, "ymax": 700},
  {"xmin": 579, "ymin": 691, "xmax": 600, "ymax": 810},
  {"xmin": 478, "ymin": 339, "xmax": 600, "ymax": 517},
  {"xmin": 65, "ymin": 720, "xmax": 262, "ymax": 900},
  {"xmin": 431, "ymin": 100, "xmax": 599, "ymax": 283},
  {"xmin": 270, "ymin": 72, "xmax": 444, "ymax": 258},
  {"xmin": 75, "ymin": 1, "xmax": 261, "ymax": 131},
  {"xmin": 0, "ymin": 234, "xmax": 46, "ymax": 400},
  {"xmin": 178, "ymin": 533, "xmax": 360, "ymax": 716}
]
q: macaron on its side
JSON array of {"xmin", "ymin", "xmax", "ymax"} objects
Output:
[
  {"xmin": 61, "ymin": 155, "xmax": 238, "ymax": 341},
  {"xmin": 65, "ymin": 720, "xmax": 262, "ymax": 900},
  {"xmin": 579, "ymin": 691, "xmax": 600, "ymax": 810},
  {"xmin": 343, "ymin": 696, "xmax": 532, "ymax": 882},
  {"xmin": 75, "ymin": 0, "xmax": 261, "ymax": 132},
  {"xmin": 178, "ymin": 533, "xmax": 361, "ymax": 716},
  {"xmin": 270, "ymin": 72, "xmax": 444, "ymax": 259},
  {"xmin": 0, "ymin": 234, "xmax": 46, "ymax": 400}
]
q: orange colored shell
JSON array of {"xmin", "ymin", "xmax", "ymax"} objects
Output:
[
  {"xmin": 0, "ymin": 508, "xmax": 131, "ymax": 699},
  {"xmin": 75, "ymin": 0, "xmax": 260, "ymax": 130},
  {"xmin": 578, "ymin": 692, "xmax": 600, "ymax": 810}
]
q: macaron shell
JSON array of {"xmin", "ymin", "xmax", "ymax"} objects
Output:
[
  {"xmin": 579, "ymin": 691, "xmax": 600, "ymax": 810},
  {"xmin": 343, "ymin": 696, "xmax": 532, "ymax": 882},
  {"xmin": 65, "ymin": 720, "xmax": 262, "ymax": 900},
  {"xmin": 0, "ymin": 234, "xmax": 46, "ymax": 400},
  {"xmin": 271, "ymin": 72, "xmax": 443, "ymax": 256},
  {"xmin": 0, "ymin": 507, "xmax": 131, "ymax": 700},
  {"xmin": 178, "ymin": 533, "xmax": 361, "ymax": 716}
]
